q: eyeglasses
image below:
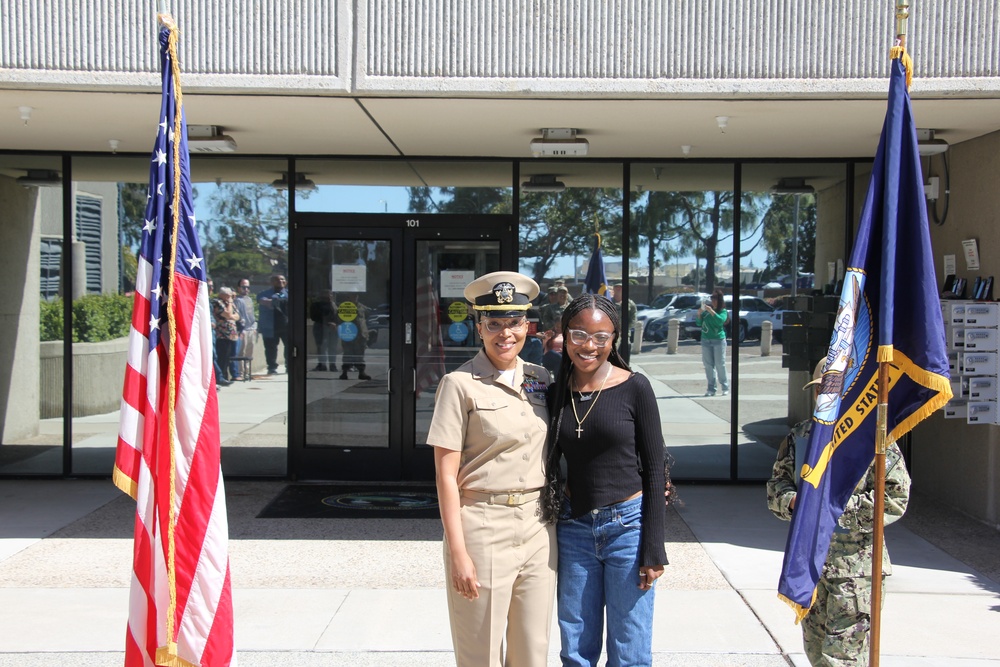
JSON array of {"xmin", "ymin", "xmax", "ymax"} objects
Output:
[
  {"xmin": 567, "ymin": 329, "xmax": 614, "ymax": 348},
  {"xmin": 481, "ymin": 318, "xmax": 527, "ymax": 334}
]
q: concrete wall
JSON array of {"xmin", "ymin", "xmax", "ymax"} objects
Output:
[
  {"xmin": 2, "ymin": 1, "xmax": 997, "ymax": 96},
  {"xmin": 0, "ymin": 176, "xmax": 42, "ymax": 442},
  {"xmin": 39, "ymin": 338, "xmax": 127, "ymax": 418},
  {"xmin": 912, "ymin": 129, "xmax": 1000, "ymax": 529}
]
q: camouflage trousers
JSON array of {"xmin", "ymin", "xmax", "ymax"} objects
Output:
[{"xmin": 801, "ymin": 575, "xmax": 883, "ymax": 666}]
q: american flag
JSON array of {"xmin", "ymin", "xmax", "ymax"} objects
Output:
[{"xmin": 113, "ymin": 18, "xmax": 235, "ymax": 667}]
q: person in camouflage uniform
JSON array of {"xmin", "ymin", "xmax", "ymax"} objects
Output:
[
  {"xmin": 539, "ymin": 285, "xmax": 570, "ymax": 333},
  {"xmin": 767, "ymin": 367, "xmax": 911, "ymax": 667},
  {"xmin": 612, "ymin": 283, "xmax": 637, "ymax": 350}
]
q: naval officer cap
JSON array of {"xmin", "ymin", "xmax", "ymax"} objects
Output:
[{"xmin": 464, "ymin": 271, "xmax": 540, "ymax": 318}]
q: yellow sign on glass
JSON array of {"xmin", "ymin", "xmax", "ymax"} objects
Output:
[
  {"xmin": 338, "ymin": 301, "xmax": 358, "ymax": 322},
  {"xmin": 447, "ymin": 301, "xmax": 468, "ymax": 322}
]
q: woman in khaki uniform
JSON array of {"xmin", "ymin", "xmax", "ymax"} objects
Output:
[{"xmin": 427, "ymin": 271, "xmax": 556, "ymax": 667}]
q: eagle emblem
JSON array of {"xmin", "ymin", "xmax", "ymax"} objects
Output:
[{"xmin": 493, "ymin": 282, "xmax": 515, "ymax": 304}]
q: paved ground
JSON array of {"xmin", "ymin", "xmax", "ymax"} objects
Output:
[{"xmin": 1, "ymin": 478, "xmax": 999, "ymax": 666}]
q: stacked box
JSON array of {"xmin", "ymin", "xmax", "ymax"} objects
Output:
[{"xmin": 945, "ymin": 301, "xmax": 1000, "ymax": 424}]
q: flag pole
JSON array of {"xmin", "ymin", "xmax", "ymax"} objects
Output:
[{"xmin": 870, "ymin": 6, "xmax": 909, "ymax": 665}]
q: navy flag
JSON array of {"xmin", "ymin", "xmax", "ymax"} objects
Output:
[
  {"xmin": 583, "ymin": 233, "xmax": 609, "ymax": 297},
  {"xmin": 776, "ymin": 52, "xmax": 952, "ymax": 619}
]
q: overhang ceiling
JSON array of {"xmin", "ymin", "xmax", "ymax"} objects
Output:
[{"xmin": 2, "ymin": 88, "xmax": 999, "ymax": 189}]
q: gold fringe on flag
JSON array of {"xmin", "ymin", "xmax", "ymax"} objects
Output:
[{"xmin": 889, "ymin": 45, "xmax": 913, "ymax": 90}]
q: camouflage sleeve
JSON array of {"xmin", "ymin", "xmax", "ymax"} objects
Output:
[
  {"xmin": 766, "ymin": 432, "xmax": 797, "ymax": 522},
  {"xmin": 837, "ymin": 441, "xmax": 911, "ymax": 533}
]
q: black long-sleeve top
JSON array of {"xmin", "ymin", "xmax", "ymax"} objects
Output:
[{"xmin": 556, "ymin": 372, "xmax": 668, "ymax": 566}]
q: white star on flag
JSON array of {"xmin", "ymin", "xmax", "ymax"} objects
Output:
[
  {"xmin": 154, "ymin": 149, "xmax": 167, "ymax": 166},
  {"xmin": 149, "ymin": 314, "xmax": 160, "ymax": 331},
  {"xmin": 151, "ymin": 284, "xmax": 163, "ymax": 302},
  {"xmin": 186, "ymin": 255, "xmax": 204, "ymax": 271},
  {"xmin": 143, "ymin": 219, "xmax": 156, "ymax": 233}
]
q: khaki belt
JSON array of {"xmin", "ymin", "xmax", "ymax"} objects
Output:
[{"xmin": 461, "ymin": 488, "xmax": 542, "ymax": 506}]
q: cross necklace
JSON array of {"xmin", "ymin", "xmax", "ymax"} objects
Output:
[{"xmin": 570, "ymin": 363, "xmax": 611, "ymax": 438}]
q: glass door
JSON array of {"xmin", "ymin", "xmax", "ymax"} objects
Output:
[
  {"xmin": 290, "ymin": 215, "xmax": 513, "ymax": 481},
  {"xmin": 291, "ymin": 227, "xmax": 403, "ymax": 480}
]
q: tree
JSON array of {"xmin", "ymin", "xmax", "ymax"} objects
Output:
[
  {"xmin": 203, "ymin": 183, "xmax": 301, "ymax": 285},
  {"xmin": 406, "ymin": 186, "xmax": 624, "ymax": 284},
  {"xmin": 761, "ymin": 194, "xmax": 817, "ymax": 281}
]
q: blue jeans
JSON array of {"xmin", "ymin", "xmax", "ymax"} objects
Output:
[
  {"xmin": 557, "ymin": 495, "xmax": 655, "ymax": 667},
  {"xmin": 701, "ymin": 337, "xmax": 728, "ymax": 394}
]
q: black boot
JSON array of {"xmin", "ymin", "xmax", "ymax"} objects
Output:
[{"xmin": 357, "ymin": 364, "xmax": 371, "ymax": 381}]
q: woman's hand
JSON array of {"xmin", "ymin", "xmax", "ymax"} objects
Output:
[
  {"xmin": 449, "ymin": 549, "xmax": 481, "ymax": 600},
  {"xmin": 638, "ymin": 564, "xmax": 665, "ymax": 591}
]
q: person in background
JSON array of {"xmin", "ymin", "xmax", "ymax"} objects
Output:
[
  {"xmin": 427, "ymin": 271, "xmax": 555, "ymax": 667},
  {"xmin": 257, "ymin": 274, "xmax": 289, "ymax": 375},
  {"xmin": 540, "ymin": 285, "xmax": 570, "ymax": 335},
  {"xmin": 697, "ymin": 289, "xmax": 729, "ymax": 396},
  {"xmin": 612, "ymin": 283, "xmax": 637, "ymax": 350},
  {"xmin": 230, "ymin": 278, "xmax": 257, "ymax": 380},
  {"xmin": 541, "ymin": 331, "xmax": 563, "ymax": 377},
  {"xmin": 206, "ymin": 277, "xmax": 229, "ymax": 387},
  {"xmin": 544, "ymin": 293, "xmax": 668, "ymax": 667},
  {"xmin": 309, "ymin": 290, "xmax": 339, "ymax": 372},
  {"xmin": 767, "ymin": 361, "xmax": 911, "ymax": 667},
  {"xmin": 212, "ymin": 287, "xmax": 241, "ymax": 384}
]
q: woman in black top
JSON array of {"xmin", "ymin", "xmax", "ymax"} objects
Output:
[{"xmin": 544, "ymin": 293, "xmax": 668, "ymax": 667}]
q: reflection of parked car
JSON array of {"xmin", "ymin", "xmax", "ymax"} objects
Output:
[
  {"xmin": 640, "ymin": 293, "xmax": 709, "ymax": 341},
  {"xmin": 681, "ymin": 295, "xmax": 784, "ymax": 343},
  {"xmin": 366, "ymin": 303, "xmax": 390, "ymax": 346}
]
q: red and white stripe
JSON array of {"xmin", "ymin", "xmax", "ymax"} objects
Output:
[{"xmin": 115, "ymin": 257, "xmax": 235, "ymax": 667}]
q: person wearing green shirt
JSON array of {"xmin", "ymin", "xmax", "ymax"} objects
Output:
[{"xmin": 697, "ymin": 289, "xmax": 729, "ymax": 396}]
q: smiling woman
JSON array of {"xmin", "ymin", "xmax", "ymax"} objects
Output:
[{"xmin": 425, "ymin": 270, "xmax": 556, "ymax": 666}]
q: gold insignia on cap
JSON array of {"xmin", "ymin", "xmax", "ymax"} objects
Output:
[{"xmin": 493, "ymin": 282, "xmax": 515, "ymax": 304}]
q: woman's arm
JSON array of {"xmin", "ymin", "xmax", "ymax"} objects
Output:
[
  {"xmin": 433, "ymin": 447, "xmax": 480, "ymax": 600},
  {"xmin": 632, "ymin": 376, "xmax": 668, "ymax": 582}
]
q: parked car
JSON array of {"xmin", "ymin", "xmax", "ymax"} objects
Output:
[
  {"xmin": 640, "ymin": 293, "xmax": 710, "ymax": 341},
  {"xmin": 681, "ymin": 295, "xmax": 785, "ymax": 343}
]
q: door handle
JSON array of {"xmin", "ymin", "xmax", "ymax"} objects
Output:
[
  {"xmin": 388, "ymin": 368, "xmax": 392, "ymax": 394},
  {"xmin": 413, "ymin": 368, "xmax": 417, "ymax": 394}
]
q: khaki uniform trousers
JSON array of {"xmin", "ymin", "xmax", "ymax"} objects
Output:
[{"xmin": 444, "ymin": 495, "xmax": 557, "ymax": 667}]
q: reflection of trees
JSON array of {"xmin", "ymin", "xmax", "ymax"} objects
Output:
[
  {"xmin": 407, "ymin": 186, "xmax": 623, "ymax": 283},
  {"xmin": 762, "ymin": 194, "xmax": 816, "ymax": 280},
  {"xmin": 519, "ymin": 189, "xmax": 622, "ymax": 282},
  {"xmin": 203, "ymin": 183, "xmax": 300, "ymax": 285},
  {"xmin": 633, "ymin": 190, "xmax": 759, "ymax": 292}
]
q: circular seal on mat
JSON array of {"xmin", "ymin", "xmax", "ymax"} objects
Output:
[{"xmin": 321, "ymin": 491, "xmax": 438, "ymax": 511}]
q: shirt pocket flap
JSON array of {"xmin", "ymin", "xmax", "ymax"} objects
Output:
[{"xmin": 473, "ymin": 397, "xmax": 506, "ymax": 411}]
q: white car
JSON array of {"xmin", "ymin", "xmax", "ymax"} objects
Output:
[
  {"xmin": 681, "ymin": 295, "xmax": 784, "ymax": 343},
  {"xmin": 639, "ymin": 293, "xmax": 710, "ymax": 341}
]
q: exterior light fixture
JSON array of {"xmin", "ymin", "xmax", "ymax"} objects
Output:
[
  {"xmin": 18, "ymin": 106, "xmax": 32, "ymax": 125},
  {"xmin": 916, "ymin": 128, "xmax": 949, "ymax": 156},
  {"xmin": 271, "ymin": 173, "xmax": 316, "ymax": 191},
  {"xmin": 17, "ymin": 169, "xmax": 62, "ymax": 187},
  {"xmin": 187, "ymin": 125, "xmax": 238, "ymax": 152},
  {"xmin": 521, "ymin": 174, "xmax": 566, "ymax": 192},
  {"xmin": 529, "ymin": 128, "xmax": 589, "ymax": 157}
]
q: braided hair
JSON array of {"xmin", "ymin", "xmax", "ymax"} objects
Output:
[{"xmin": 541, "ymin": 293, "xmax": 631, "ymax": 522}]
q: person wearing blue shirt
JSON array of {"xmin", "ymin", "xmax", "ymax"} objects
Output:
[{"xmin": 257, "ymin": 274, "xmax": 289, "ymax": 375}]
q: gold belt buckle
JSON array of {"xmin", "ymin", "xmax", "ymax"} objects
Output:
[{"xmin": 506, "ymin": 493, "xmax": 521, "ymax": 506}]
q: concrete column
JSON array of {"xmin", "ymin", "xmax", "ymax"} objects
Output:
[
  {"xmin": 631, "ymin": 320, "xmax": 643, "ymax": 355},
  {"xmin": 760, "ymin": 321, "xmax": 772, "ymax": 356},
  {"xmin": 0, "ymin": 177, "xmax": 42, "ymax": 441}
]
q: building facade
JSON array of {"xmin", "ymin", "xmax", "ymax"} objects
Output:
[{"xmin": 2, "ymin": 1, "xmax": 999, "ymax": 527}]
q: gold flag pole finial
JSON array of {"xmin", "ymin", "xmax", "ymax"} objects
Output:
[{"xmin": 890, "ymin": 1, "xmax": 913, "ymax": 89}]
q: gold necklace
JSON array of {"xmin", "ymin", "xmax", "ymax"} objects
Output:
[{"xmin": 570, "ymin": 363, "xmax": 611, "ymax": 439}]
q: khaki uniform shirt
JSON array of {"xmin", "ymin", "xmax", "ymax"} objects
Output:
[{"xmin": 427, "ymin": 350, "xmax": 550, "ymax": 492}]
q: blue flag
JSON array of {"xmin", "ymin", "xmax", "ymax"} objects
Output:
[
  {"xmin": 583, "ymin": 234, "xmax": 609, "ymax": 297},
  {"xmin": 776, "ymin": 54, "xmax": 952, "ymax": 619}
]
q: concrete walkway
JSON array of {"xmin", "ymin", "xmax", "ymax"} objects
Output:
[{"xmin": 1, "ymin": 479, "xmax": 998, "ymax": 666}]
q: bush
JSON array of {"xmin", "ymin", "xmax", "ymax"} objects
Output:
[{"xmin": 39, "ymin": 293, "xmax": 134, "ymax": 342}]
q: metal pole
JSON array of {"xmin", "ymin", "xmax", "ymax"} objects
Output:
[
  {"xmin": 870, "ymin": 361, "xmax": 890, "ymax": 667},
  {"xmin": 791, "ymin": 194, "xmax": 800, "ymax": 298}
]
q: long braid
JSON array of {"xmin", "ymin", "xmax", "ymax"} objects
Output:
[{"xmin": 542, "ymin": 293, "xmax": 627, "ymax": 522}]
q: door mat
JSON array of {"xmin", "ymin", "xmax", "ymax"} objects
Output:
[{"xmin": 257, "ymin": 484, "xmax": 439, "ymax": 519}]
